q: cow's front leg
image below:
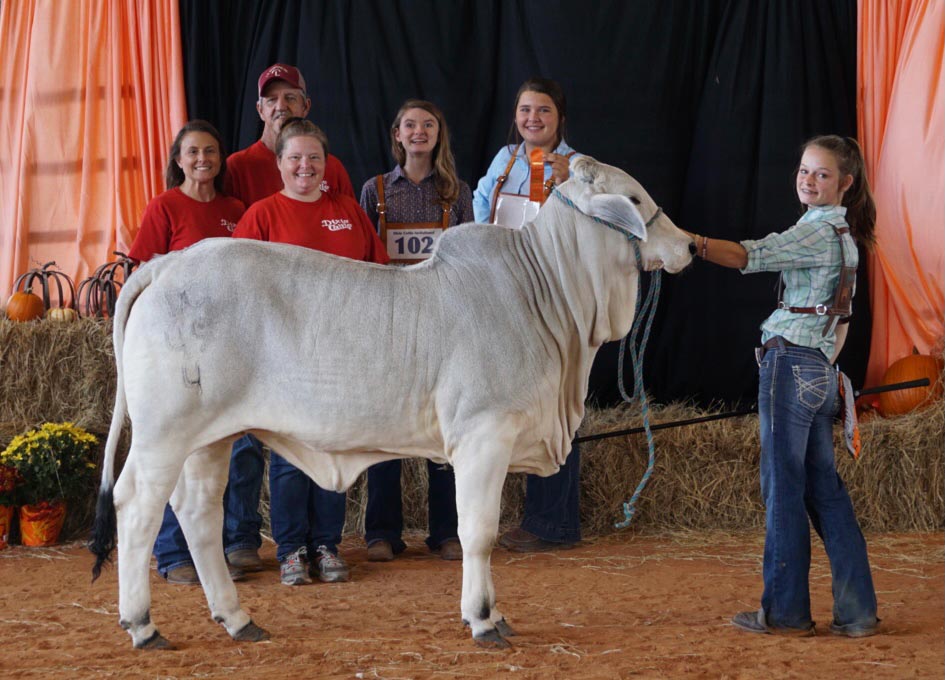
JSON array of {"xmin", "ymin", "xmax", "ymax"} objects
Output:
[
  {"xmin": 114, "ymin": 447, "xmax": 181, "ymax": 649},
  {"xmin": 452, "ymin": 431, "xmax": 515, "ymax": 648},
  {"xmin": 173, "ymin": 442, "xmax": 268, "ymax": 643}
]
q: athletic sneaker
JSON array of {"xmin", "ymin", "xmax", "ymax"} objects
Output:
[
  {"xmin": 280, "ymin": 547, "xmax": 313, "ymax": 586},
  {"xmin": 313, "ymin": 545, "xmax": 350, "ymax": 583}
]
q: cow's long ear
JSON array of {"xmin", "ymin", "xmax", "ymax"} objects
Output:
[{"xmin": 587, "ymin": 194, "xmax": 647, "ymax": 241}]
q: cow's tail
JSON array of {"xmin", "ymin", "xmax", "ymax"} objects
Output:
[{"xmin": 90, "ymin": 265, "xmax": 154, "ymax": 582}]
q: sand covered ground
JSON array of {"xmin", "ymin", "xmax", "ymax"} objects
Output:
[{"xmin": 0, "ymin": 530, "xmax": 941, "ymax": 679}]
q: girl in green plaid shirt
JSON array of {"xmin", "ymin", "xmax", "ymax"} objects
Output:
[{"xmin": 688, "ymin": 136, "xmax": 880, "ymax": 638}]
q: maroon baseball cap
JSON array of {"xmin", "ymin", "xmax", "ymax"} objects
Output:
[{"xmin": 257, "ymin": 63, "xmax": 307, "ymax": 97}]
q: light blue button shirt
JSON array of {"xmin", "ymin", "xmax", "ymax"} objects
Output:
[
  {"xmin": 473, "ymin": 141, "xmax": 581, "ymax": 222},
  {"xmin": 740, "ymin": 205, "xmax": 857, "ymax": 358}
]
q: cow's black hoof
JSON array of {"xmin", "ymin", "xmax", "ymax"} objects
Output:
[
  {"xmin": 495, "ymin": 619, "xmax": 517, "ymax": 637},
  {"xmin": 135, "ymin": 631, "xmax": 175, "ymax": 650},
  {"xmin": 233, "ymin": 620, "xmax": 270, "ymax": 642},
  {"xmin": 473, "ymin": 628, "xmax": 511, "ymax": 648}
]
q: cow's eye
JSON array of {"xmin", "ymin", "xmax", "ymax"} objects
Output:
[{"xmin": 630, "ymin": 196, "xmax": 641, "ymax": 205}]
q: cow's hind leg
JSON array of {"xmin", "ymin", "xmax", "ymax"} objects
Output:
[
  {"xmin": 173, "ymin": 442, "xmax": 268, "ymax": 643},
  {"xmin": 452, "ymin": 431, "xmax": 515, "ymax": 648},
  {"xmin": 114, "ymin": 444, "xmax": 184, "ymax": 649}
]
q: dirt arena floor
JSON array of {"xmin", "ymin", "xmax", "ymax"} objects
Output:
[{"xmin": 0, "ymin": 530, "xmax": 941, "ymax": 679}]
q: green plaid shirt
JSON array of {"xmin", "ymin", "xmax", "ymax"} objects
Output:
[{"xmin": 740, "ymin": 205, "xmax": 857, "ymax": 358}]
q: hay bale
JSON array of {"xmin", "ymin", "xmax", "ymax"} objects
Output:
[
  {"xmin": 381, "ymin": 398, "xmax": 943, "ymax": 536},
  {"xmin": 0, "ymin": 318, "xmax": 117, "ymax": 433},
  {"xmin": 1, "ymin": 319, "xmax": 941, "ymax": 543},
  {"xmin": 578, "ymin": 403, "xmax": 765, "ymax": 534},
  {"xmin": 838, "ymin": 408, "xmax": 944, "ymax": 531},
  {"xmin": 572, "ymin": 399, "xmax": 944, "ymax": 534}
]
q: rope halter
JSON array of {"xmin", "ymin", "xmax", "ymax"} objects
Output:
[
  {"xmin": 549, "ymin": 185, "xmax": 663, "ymax": 529},
  {"xmin": 550, "ymin": 187, "xmax": 663, "ymax": 246}
]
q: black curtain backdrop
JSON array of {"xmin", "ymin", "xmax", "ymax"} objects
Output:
[{"xmin": 179, "ymin": 0, "xmax": 866, "ymax": 409}]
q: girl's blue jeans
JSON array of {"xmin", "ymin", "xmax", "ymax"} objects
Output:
[
  {"xmin": 757, "ymin": 341, "xmax": 877, "ymax": 629},
  {"xmin": 521, "ymin": 441, "xmax": 581, "ymax": 544},
  {"xmin": 268, "ymin": 451, "xmax": 346, "ymax": 562},
  {"xmin": 365, "ymin": 459, "xmax": 458, "ymax": 552},
  {"xmin": 154, "ymin": 434, "xmax": 265, "ymax": 575}
]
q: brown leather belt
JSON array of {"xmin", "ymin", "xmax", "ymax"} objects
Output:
[
  {"xmin": 763, "ymin": 336, "xmax": 800, "ymax": 350},
  {"xmin": 777, "ymin": 301, "xmax": 842, "ymax": 315}
]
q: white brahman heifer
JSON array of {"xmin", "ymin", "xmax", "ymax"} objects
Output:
[{"xmin": 90, "ymin": 156, "xmax": 694, "ymax": 649}]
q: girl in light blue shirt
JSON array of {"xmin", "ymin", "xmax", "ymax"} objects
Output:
[
  {"xmin": 473, "ymin": 78, "xmax": 582, "ymax": 225},
  {"xmin": 483, "ymin": 78, "xmax": 584, "ymax": 553}
]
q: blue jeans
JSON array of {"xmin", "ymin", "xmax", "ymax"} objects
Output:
[
  {"xmin": 520, "ymin": 442, "xmax": 581, "ymax": 544},
  {"xmin": 153, "ymin": 434, "xmax": 266, "ymax": 575},
  {"xmin": 758, "ymin": 341, "xmax": 877, "ymax": 629},
  {"xmin": 365, "ymin": 459, "xmax": 458, "ymax": 552},
  {"xmin": 269, "ymin": 451, "xmax": 346, "ymax": 562}
]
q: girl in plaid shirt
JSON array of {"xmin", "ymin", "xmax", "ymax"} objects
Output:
[{"xmin": 688, "ymin": 136, "xmax": 879, "ymax": 639}]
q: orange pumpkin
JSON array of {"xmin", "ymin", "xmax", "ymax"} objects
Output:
[
  {"xmin": 5, "ymin": 289, "xmax": 45, "ymax": 322},
  {"xmin": 45, "ymin": 306, "xmax": 78, "ymax": 322},
  {"xmin": 878, "ymin": 351, "xmax": 945, "ymax": 416}
]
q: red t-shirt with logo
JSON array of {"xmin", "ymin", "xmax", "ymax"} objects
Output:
[
  {"xmin": 225, "ymin": 140, "xmax": 355, "ymax": 207},
  {"xmin": 128, "ymin": 187, "xmax": 245, "ymax": 262},
  {"xmin": 233, "ymin": 192, "xmax": 390, "ymax": 265}
]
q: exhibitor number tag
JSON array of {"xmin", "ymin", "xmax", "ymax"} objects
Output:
[{"xmin": 386, "ymin": 227, "xmax": 443, "ymax": 265}]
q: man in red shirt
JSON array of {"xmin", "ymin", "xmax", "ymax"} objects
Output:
[
  {"xmin": 221, "ymin": 65, "xmax": 357, "ymax": 578},
  {"xmin": 225, "ymin": 63, "xmax": 355, "ymax": 206}
]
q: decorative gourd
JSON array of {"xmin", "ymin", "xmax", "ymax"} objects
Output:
[
  {"xmin": 5, "ymin": 289, "xmax": 45, "ymax": 321},
  {"xmin": 878, "ymin": 349, "xmax": 945, "ymax": 416},
  {"xmin": 98, "ymin": 251, "xmax": 137, "ymax": 285},
  {"xmin": 77, "ymin": 252, "xmax": 137, "ymax": 318},
  {"xmin": 76, "ymin": 276, "xmax": 119, "ymax": 319},
  {"xmin": 45, "ymin": 306, "xmax": 79, "ymax": 322},
  {"xmin": 12, "ymin": 261, "xmax": 76, "ymax": 312}
]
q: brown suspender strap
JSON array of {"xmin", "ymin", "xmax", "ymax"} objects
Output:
[
  {"xmin": 378, "ymin": 173, "xmax": 453, "ymax": 230},
  {"xmin": 776, "ymin": 225, "xmax": 856, "ymax": 333},
  {"xmin": 542, "ymin": 150, "xmax": 577, "ymax": 197},
  {"xmin": 440, "ymin": 203, "xmax": 450, "ymax": 228},
  {"xmin": 488, "ymin": 144, "xmax": 521, "ymax": 223},
  {"xmin": 375, "ymin": 175, "xmax": 387, "ymax": 234},
  {"xmin": 489, "ymin": 147, "xmax": 579, "ymax": 221}
]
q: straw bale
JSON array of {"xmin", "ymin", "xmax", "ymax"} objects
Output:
[
  {"xmin": 0, "ymin": 318, "xmax": 117, "ymax": 433},
  {"xmin": 1, "ymin": 320, "xmax": 941, "ymax": 543},
  {"xmin": 570, "ymin": 399, "xmax": 944, "ymax": 535}
]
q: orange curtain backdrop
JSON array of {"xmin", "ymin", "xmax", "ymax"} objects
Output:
[
  {"xmin": 0, "ymin": 0, "xmax": 186, "ymax": 301},
  {"xmin": 858, "ymin": 0, "xmax": 945, "ymax": 387}
]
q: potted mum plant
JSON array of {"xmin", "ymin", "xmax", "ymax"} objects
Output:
[
  {"xmin": 0, "ymin": 465, "xmax": 19, "ymax": 549},
  {"xmin": 0, "ymin": 422, "xmax": 98, "ymax": 546}
]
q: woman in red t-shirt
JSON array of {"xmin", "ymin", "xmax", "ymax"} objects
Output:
[
  {"xmin": 129, "ymin": 120, "xmax": 249, "ymax": 587},
  {"xmin": 234, "ymin": 118, "xmax": 388, "ymax": 587},
  {"xmin": 128, "ymin": 120, "xmax": 244, "ymax": 263},
  {"xmin": 234, "ymin": 119, "xmax": 388, "ymax": 263}
]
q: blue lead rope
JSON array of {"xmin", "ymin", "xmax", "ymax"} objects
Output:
[
  {"xmin": 548, "ymin": 189, "xmax": 661, "ymax": 529},
  {"xmin": 615, "ymin": 249, "xmax": 661, "ymax": 528}
]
